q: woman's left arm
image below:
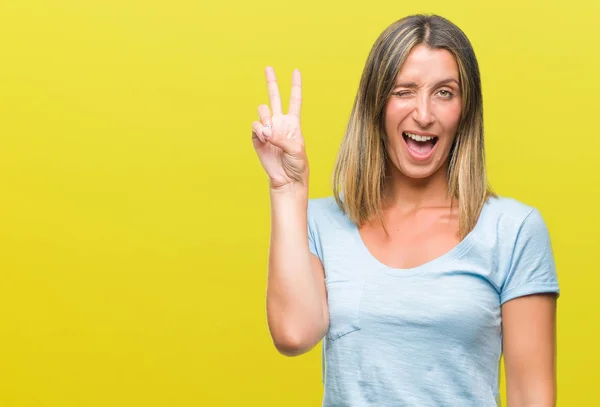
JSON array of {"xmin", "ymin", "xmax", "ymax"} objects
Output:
[{"xmin": 502, "ymin": 292, "xmax": 558, "ymax": 407}]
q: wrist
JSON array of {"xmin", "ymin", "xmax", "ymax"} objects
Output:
[
  {"xmin": 269, "ymin": 182, "xmax": 309, "ymax": 203},
  {"xmin": 270, "ymin": 180, "xmax": 308, "ymax": 195}
]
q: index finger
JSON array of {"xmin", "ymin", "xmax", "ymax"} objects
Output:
[
  {"xmin": 265, "ymin": 66, "xmax": 282, "ymax": 115},
  {"xmin": 288, "ymin": 69, "xmax": 302, "ymax": 117}
]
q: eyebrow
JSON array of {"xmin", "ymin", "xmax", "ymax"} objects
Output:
[{"xmin": 393, "ymin": 78, "xmax": 460, "ymax": 88}]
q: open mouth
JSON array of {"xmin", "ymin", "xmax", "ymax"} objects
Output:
[{"xmin": 402, "ymin": 132, "xmax": 439, "ymax": 156}]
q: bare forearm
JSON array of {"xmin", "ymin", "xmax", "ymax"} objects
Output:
[
  {"xmin": 266, "ymin": 185, "xmax": 327, "ymax": 355},
  {"xmin": 507, "ymin": 385, "xmax": 555, "ymax": 407},
  {"xmin": 511, "ymin": 402, "xmax": 555, "ymax": 407}
]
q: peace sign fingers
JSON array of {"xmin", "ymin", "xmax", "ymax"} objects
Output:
[
  {"xmin": 288, "ymin": 69, "xmax": 302, "ymax": 117},
  {"xmin": 265, "ymin": 66, "xmax": 283, "ymax": 116},
  {"xmin": 252, "ymin": 66, "xmax": 308, "ymax": 189}
]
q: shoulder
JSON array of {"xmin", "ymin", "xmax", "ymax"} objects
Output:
[
  {"xmin": 480, "ymin": 194, "xmax": 549, "ymax": 237},
  {"xmin": 307, "ymin": 195, "xmax": 355, "ymax": 234},
  {"xmin": 307, "ymin": 196, "xmax": 356, "ymax": 263},
  {"xmin": 484, "ymin": 195, "xmax": 538, "ymax": 222},
  {"xmin": 308, "ymin": 195, "xmax": 338, "ymax": 213},
  {"xmin": 483, "ymin": 196, "xmax": 559, "ymax": 301},
  {"xmin": 468, "ymin": 195, "xmax": 558, "ymax": 296},
  {"xmin": 308, "ymin": 196, "xmax": 346, "ymax": 222},
  {"xmin": 472, "ymin": 194, "xmax": 553, "ymax": 261},
  {"xmin": 474, "ymin": 195, "xmax": 554, "ymax": 270}
]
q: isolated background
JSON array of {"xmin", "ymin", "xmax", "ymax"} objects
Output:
[{"xmin": 1, "ymin": 0, "xmax": 598, "ymax": 405}]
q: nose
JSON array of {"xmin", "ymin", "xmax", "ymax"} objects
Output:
[{"xmin": 412, "ymin": 96, "xmax": 435, "ymax": 127}]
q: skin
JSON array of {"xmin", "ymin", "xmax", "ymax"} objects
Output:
[
  {"xmin": 360, "ymin": 44, "xmax": 463, "ymax": 270},
  {"xmin": 253, "ymin": 68, "xmax": 329, "ymax": 357},
  {"xmin": 252, "ymin": 44, "xmax": 557, "ymax": 405},
  {"xmin": 383, "ymin": 44, "xmax": 462, "ymax": 183},
  {"xmin": 363, "ymin": 44, "xmax": 557, "ymax": 406}
]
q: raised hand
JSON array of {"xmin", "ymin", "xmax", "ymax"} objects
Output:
[{"xmin": 252, "ymin": 67, "xmax": 308, "ymax": 191}]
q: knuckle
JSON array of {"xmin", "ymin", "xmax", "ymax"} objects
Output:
[{"xmin": 288, "ymin": 143, "xmax": 305, "ymax": 155}]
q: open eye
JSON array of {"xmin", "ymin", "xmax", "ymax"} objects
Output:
[{"xmin": 437, "ymin": 89, "xmax": 454, "ymax": 98}]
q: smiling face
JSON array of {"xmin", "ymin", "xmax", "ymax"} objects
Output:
[{"xmin": 383, "ymin": 44, "xmax": 462, "ymax": 180}]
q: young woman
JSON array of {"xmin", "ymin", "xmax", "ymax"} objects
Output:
[{"xmin": 251, "ymin": 14, "xmax": 559, "ymax": 407}]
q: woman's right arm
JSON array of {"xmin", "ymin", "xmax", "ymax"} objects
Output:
[
  {"xmin": 252, "ymin": 67, "xmax": 329, "ymax": 357},
  {"xmin": 267, "ymin": 187, "xmax": 329, "ymax": 356}
]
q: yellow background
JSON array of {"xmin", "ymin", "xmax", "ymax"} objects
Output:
[{"xmin": 1, "ymin": 0, "xmax": 598, "ymax": 405}]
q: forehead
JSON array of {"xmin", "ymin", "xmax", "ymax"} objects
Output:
[{"xmin": 396, "ymin": 44, "xmax": 459, "ymax": 82}]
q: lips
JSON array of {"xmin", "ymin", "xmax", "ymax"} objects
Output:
[{"xmin": 402, "ymin": 131, "xmax": 438, "ymax": 159}]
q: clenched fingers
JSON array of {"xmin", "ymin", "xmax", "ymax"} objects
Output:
[
  {"xmin": 257, "ymin": 104, "xmax": 273, "ymax": 138},
  {"xmin": 252, "ymin": 121, "xmax": 266, "ymax": 143}
]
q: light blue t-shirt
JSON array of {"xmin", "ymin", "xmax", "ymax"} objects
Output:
[{"xmin": 307, "ymin": 195, "xmax": 560, "ymax": 407}]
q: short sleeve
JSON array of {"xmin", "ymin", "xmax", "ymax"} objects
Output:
[
  {"xmin": 307, "ymin": 200, "xmax": 324, "ymax": 262},
  {"xmin": 500, "ymin": 208, "xmax": 560, "ymax": 305}
]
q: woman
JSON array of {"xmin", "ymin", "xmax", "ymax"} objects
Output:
[{"xmin": 251, "ymin": 14, "xmax": 559, "ymax": 407}]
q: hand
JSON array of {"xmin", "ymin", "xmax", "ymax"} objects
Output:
[{"xmin": 252, "ymin": 66, "xmax": 308, "ymax": 191}]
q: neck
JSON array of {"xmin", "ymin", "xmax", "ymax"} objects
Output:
[{"xmin": 382, "ymin": 162, "xmax": 454, "ymax": 212}]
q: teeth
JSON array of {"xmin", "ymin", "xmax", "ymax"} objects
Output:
[{"xmin": 404, "ymin": 132, "xmax": 434, "ymax": 142}]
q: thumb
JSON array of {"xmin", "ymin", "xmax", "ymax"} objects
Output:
[{"xmin": 266, "ymin": 130, "xmax": 305, "ymax": 156}]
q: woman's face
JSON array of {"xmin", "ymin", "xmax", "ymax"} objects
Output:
[{"xmin": 383, "ymin": 44, "xmax": 462, "ymax": 180}]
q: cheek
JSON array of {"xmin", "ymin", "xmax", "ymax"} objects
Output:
[
  {"xmin": 387, "ymin": 135, "xmax": 403, "ymax": 153},
  {"xmin": 450, "ymin": 102, "xmax": 462, "ymax": 127},
  {"xmin": 383, "ymin": 132, "xmax": 404, "ymax": 164},
  {"xmin": 384, "ymin": 100, "xmax": 411, "ymax": 128},
  {"xmin": 443, "ymin": 104, "xmax": 462, "ymax": 132}
]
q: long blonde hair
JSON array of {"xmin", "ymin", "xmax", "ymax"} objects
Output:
[{"xmin": 332, "ymin": 14, "xmax": 493, "ymax": 238}]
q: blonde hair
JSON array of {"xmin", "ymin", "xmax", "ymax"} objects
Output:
[{"xmin": 332, "ymin": 14, "xmax": 494, "ymax": 238}]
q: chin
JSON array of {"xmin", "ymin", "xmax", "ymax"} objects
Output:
[
  {"xmin": 389, "ymin": 158, "xmax": 447, "ymax": 181},
  {"xmin": 401, "ymin": 165, "xmax": 439, "ymax": 180}
]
